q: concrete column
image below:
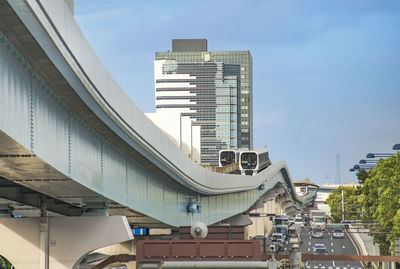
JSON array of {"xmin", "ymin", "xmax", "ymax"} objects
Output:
[
  {"xmin": 39, "ymin": 217, "xmax": 49, "ymax": 269},
  {"xmin": 264, "ymin": 200, "xmax": 274, "ymax": 236},
  {"xmin": 274, "ymin": 197, "xmax": 282, "ymax": 215},
  {"xmin": 0, "ymin": 215, "xmax": 133, "ymax": 269},
  {"xmin": 39, "ymin": 195, "xmax": 49, "ymax": 269}
]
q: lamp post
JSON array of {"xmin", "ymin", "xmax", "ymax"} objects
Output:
[
  {"xmin": 353, "ymin": 164, "xmax": 375, "ymax": 171},
  {"xmin": 358, "ymin": 159, "xmax": 379, "ymax": 164},
  {"xmin": 350, "ymin": 145, "xmax": 398, "ymax": 180},
  {"xmin": 366, "ymin": 153, "xmax": 394, "ymax": 159}
]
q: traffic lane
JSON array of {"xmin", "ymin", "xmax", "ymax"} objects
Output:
[
  {"xmin": 302, "ymin": 228, "xmax": 363, "ymax": 268},
  {"xmin": 321, "ymin": 229, "xmax": 356, "ymax": 252},
  {"xmin": 300, "ymin": 228, "xmax": 334, "ymax": 268},
  {"xmin": 267, "ymin": 226, "xmax": 363, "ymax": 268},
  {"xmin": 300, "ymin": 228, "xmax": 363, "ymax": 268},
  {"xmin": 299, "ymin": 228, "xmax": 332, "ymax": 252},
  {"xmin": 328, "ymin": 230, "xmax": 363, "ymax": 268}
]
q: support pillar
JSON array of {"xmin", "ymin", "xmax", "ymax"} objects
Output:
[
  {"xmin": 0, "ymin": 215, "xmax": 133, "ymax": 269},
  {"xmin": 39, "ymin": 195, "xmax": 49, "ymax": 269}
]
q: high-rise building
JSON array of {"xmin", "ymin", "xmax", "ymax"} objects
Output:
[{"xmin": 147, "ymin": 39, "xmax": 253, "ymax": 166}]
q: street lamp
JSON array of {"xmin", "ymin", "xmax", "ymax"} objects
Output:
[
  {"xmin": 366, "ymin": 153, "xmax": 393, "ymax": 159},
  {"xmin": 359, "ymin": 159, "xmax": 379, "ymax": 164},
  {"xmin": 354, "ymin": 164, "xmax": 375, "ymax": 171}
]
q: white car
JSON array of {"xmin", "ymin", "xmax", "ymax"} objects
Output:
[
  {"xmin": 311, "ymin": 228, "xmax": 323, "ymax": 238},
  {"xmin": 313, "ymin": 244, "xmax": 328, "ymax": 254},
  {"xmin": 271, "ymin": 232, "xmax": 285, "ymax": 243},
  {"xmin": 294, "ymin": 217, "xmax": 304, "ymax": 227},
  {"xmin": 332, "ymin": 228, "xmax": 345, "ymax": 239}
]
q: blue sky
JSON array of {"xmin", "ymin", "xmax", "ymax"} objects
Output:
[{"xmin": 74, "ymin": 1, "xmax": 400, "ymax": 184}]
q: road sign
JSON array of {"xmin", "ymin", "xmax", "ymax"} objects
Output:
[{"xmin": 395, "ymin": 238, "xmax": 400, "ymax": 255}]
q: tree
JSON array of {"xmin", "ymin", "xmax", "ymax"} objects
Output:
[
  {"xmin": 0, "ymin": 255, "xmax": 13, "ymax": 269},
  {"xmin": 362, "ymin": 153, "xmax": 400, "ymax": 255},
  {"xmin": 326, "ymin": 186, "xmax": 362, "ymax": 223},
  {"xmin": 356, "ymin": 169, "xmax": 369, "ymax": 184}
]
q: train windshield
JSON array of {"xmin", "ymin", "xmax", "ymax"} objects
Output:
[
  {"xmin": 220, "ymin": 151, "xmax": 235, "ymax": 166},
  {"xmin": 241, "ymin": 153, "xmax": 257, "ymax": 169}
]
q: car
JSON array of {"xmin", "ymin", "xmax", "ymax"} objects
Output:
[
  {"xmin": 332, "ymin": 228, "xmax": 345, "ymax": 239},
  {"xmin": 274, "ymin": 225, "xmax": 288, "ymax": 239},
  {"xmin": 270, "ymin": 233, "xmax": 285, "ymax": 253},
  {"xmin": 294, "ymin": 217, "xmax": 304, "ymax": 227},
  {"xmin": 271, "ymin": 232, "xmax": 285, "ymax": 244},
  {"xmin": 311, "ymin": 228, "xmax": 323, "ymax": 238},
  {"xmin": 313, "ymin": 244, "xmax": 328, "ymax": 254}
]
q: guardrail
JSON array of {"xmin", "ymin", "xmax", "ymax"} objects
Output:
[{"xmin": 136, "ymin": 240, "xmax": 262, "ymax": 262}]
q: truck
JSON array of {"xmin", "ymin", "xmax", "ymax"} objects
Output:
[
  {"xmin": 310, "ymin": 209, "xmax": 326, "ymax": 230},
  {"xmin": 288, "ymin": 223, "xmax": 302, "ymax": 249}
]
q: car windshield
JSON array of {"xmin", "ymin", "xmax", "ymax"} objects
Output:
[
  {"xmin": 313, "ymin": 228, "xmax": 322, "ymax": 233},
  {"xmin": 272, "ymin": 234, "xmax": 283, "ymax": 240},
  {"xmin": 276, "ymin": 227, "xmax": 286, "ymax": 233},
  {"xmin": 315, "ymin": 248, "xmax": 327, "ymax": 253},
  {"xmin": 334, "ymin": 229, "xmax": 343, "ymax": 233},
  {"xmin": 274, "ymin": 218, "xmax": 288, "ymax": 225}
]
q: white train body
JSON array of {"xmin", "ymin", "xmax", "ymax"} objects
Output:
[{"xmin": 239, "ymin": 149, "xmax": 271, "ymax": 175}]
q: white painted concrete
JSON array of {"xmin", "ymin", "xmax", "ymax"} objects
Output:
[{"xmin": 0, "ymin": 216, "xmax": 133, "ymax": 269}]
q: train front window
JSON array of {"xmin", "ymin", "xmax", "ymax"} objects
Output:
[
  {"xmin": 241, "ymin": 153, "xmax": 257, "ymax": 169},
  {"xmin": 220, "ymin": 151, "xmax": 235, "ymax": 166}
]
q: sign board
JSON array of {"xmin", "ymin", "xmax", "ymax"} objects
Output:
[{"xmin": 395, "ymin": 238, "xmax": 400, "ymax": 255}]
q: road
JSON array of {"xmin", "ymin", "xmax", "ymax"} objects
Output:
[
  {"xmin": 265, "ymin": 226, "xmax": 365, "ymax": 268},
  {"xmin": 299, "ymin": 227, "xmax": 364, "ymax": 269}
]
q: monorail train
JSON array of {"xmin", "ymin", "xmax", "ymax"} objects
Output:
[
  {"xmin": 239, "ymin": 149, "xmax": 271, "ymax": 175},
  {"xmin": 218, "ymin": 150, "xmax": 240, "ymax": 167}
]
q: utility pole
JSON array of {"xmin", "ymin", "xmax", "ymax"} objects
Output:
[{"xmin": 341, "ymin": 188, "xmax": 345, "ymax": 222}]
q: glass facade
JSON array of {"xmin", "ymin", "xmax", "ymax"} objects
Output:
[
  {"xmin": 156, "ymin": 50, "xmax": 253, "ymax": 151},
  {"xmin": 155, "ymin": 60, "xmax": 240, "ymax": 166}
]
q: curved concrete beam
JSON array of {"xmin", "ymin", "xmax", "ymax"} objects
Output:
[
  {"xmin": 2, "ymin": 0, "xmax": 297, "ymax": 196},
  {"xmin": 0, "ymin": 0, "xmax": 316, "ymax": 226}
]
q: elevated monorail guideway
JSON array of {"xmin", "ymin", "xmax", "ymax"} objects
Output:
[{"xmin": 0, "ymin": 0, "xmax": 315, "ymax": 227}]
